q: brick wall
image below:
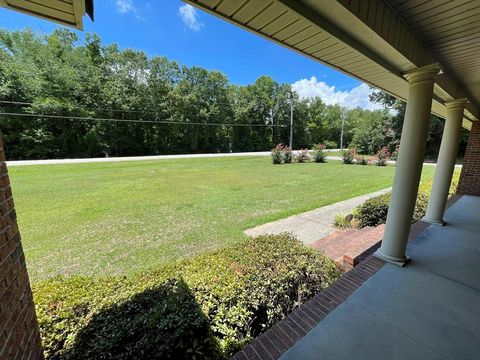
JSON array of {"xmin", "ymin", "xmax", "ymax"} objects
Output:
[
  {"xmin": 0, "ymin": 139, "xmax": 43, "ymax": 360},
  {"xmin": 458, "ymin": 122, "xmax": 480, "ymax": 196}
]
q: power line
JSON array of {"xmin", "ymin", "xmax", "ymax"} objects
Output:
[
  {"xmin": 0, "ymin": 100, "xmax": 145, "ymax": 114},
  {"xmin": 0, "ymin": 101, "xmax": 292, "ymax": 127},
  {"xmin": 0, "ymin": 112, "xmax": 288, "ymax": 127}
]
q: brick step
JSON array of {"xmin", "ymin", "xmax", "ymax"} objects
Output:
[
  {"xmin": 310, "ymin": 228, "xmax": 357, "ymax": 249},
  {"xmin": 310, "ymin": 224, "xmax": 385, "ymax": 270}
]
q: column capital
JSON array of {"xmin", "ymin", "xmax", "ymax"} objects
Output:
[
  {"xmin": 403, "ymin": 63, "xmax": 442, "ymax": 84},
  {"xmin": 445, "ymin": 98, "xmax": 468, "ymax": 109}
]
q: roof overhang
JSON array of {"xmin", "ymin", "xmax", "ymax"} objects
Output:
[
  {"xmin": 0, "ymin": 0, "xmax": 93, "ymax": 30},
  {"xmin": 184, "ymin": 0, "xmax": 479, "ymax": 130}
]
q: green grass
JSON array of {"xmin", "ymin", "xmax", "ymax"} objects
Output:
[{"xmin": 10, "ymin": 156, "xmax": 435, "ymax": 282}]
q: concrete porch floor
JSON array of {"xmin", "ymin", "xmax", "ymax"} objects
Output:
[{"xmin": 282, "ymin": 195, "xmax": 480, "ymax": 360}]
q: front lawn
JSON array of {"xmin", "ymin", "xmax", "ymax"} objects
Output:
[{"xmin": 9, "ymin": 156, "xmax": 435, "ymax": 281}]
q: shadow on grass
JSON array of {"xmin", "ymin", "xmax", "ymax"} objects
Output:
[{"xmin": 64, "ymin": 278, "xmax": 221, "ymax": 360}]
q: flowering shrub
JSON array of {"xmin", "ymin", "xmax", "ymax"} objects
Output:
[
  {"xmin": 375, "ymin": 147, "xmax": 391, "ymax": 166},
  {"xmin": 296, "ymin": 149, "xmax": 311, "ymax": 163},
  {"xmin": 342, "ymin": 148, "xmax": 356, "ymax": 164},
  {"xmin": 312, "ymin": 144, "xmax": 327, "ymax": 163},
  {"xmin": 391, "ymin": 145, "xmax": 400, "ymax": 161},
  {"xmin": 355, "ymin": 156, "xmax": 369, "ymax": 165},
  {"xmin": 271, "ymin": 144, "xmax": 284, "ymax": 164},
  {"xmin": 283, "ymin": 146, "xmax": 293, "ymax": 164}
]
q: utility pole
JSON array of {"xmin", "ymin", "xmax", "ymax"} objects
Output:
[
  {"xmin": 340, "ymin": 112, "xmax": 345, "ymax": 150},
  {"xmin": 289, "ymin": 95, "xmax": 294, "ymax": 149}
]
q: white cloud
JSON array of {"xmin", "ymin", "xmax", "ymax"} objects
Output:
[
  {"xmin": 178, "ymin": 4, "xmax": 204, "ymax": 31},
  {"xmin": 116, "ymin": 0, "xmax": 135, "ymax": 13},
  {"xmin": 292, "ymin": 76, "xmax": 383, "ymax": 111},
  {"xmin": 115, "ymin": 0, "xmax": 145, "ymax": 21}
]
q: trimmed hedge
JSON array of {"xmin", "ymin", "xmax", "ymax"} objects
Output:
[
  {"xmin": 353, "ymin": 193, "xmax": 391, "ymax": 228},
  {"xmin": 353, "ymin": 171, "xmax": 460, "ymax": 228},
  {"xmin": 353, "ymin": 188, "xmax": 430, "ymax": 228},
  {"xmin": 34, "ymin": 234, "xmax": 340, "ymax": 360}
]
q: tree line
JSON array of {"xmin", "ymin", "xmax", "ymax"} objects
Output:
[{"xmin": 0, "ymin": 29, "xmax": 462, "ymax": 160}]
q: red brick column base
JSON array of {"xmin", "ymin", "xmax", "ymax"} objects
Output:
[
  {"xmin": 458, "ymin": 122, "xmax": 480, "ymax": 196},
  {"xmin": 0, "ymin": 140, "xmax": 43, "ymax": 359}
]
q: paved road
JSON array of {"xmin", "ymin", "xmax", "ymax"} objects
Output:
[
  {"xmin": 6, "ymin": 151, "xmax": 272, "ymax": 166},
  {"xmin": 6, "ymin": 151, "xmax": 461, "ymax": 167},
  {"xmin": 5, "ymin": 149, "xmax": 335, "ymax": 166}
]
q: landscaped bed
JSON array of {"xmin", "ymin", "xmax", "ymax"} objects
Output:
[
  {"xmin": 34, "ymin": 234, "xmax": 339, "ymax": 359},
  {"xmin": 10, "ymin": 156, "xmax": 436, "ymax": 281}
]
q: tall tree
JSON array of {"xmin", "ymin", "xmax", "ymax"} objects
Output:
[{"xmin": 2, "ymin": 28, "xmax": 456, "ymax": 160}]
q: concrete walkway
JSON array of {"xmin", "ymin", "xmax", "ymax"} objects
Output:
[{"xmin": 244, "ymin": 187, "xmax": 392, "ymax": 244}]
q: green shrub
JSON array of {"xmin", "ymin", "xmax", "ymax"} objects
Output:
[
  {"xmin": 271, "ymin": 144, "xmax": 284, "ymax": 164},
  {"xmin": 283, "ymin": 146, "xmax": 293, "ymax": 164},
  {"xmin": 353, "ymin": 192, "xmax": 429, "ymax": 228},
  {"xmin": 324, "ymin": 140, "xmax": 337, "ymax": 149},
  {"xmin": 34, "ymin": 234, "xmax": 339, "ymax": 360},
  {"xmin": 333, "ymin": 213, "xmax": 352, "ymax": 229},
  {"xmin": 449, "ymin": 170, "xmax": 460, "ymax": 196},
  {"xmin": 312, "ymin": 144, "xmax": 327, "ymax": 163},
  {"xmin": 295, "ymin": 149, "xmax": 311, "ymax": 163},
  {"xmin": 353, "ymin": 170, "xmax": 461, "ymax": 228},
  {"xmin": 341, "ymin": 148, "xmax": 356, "ymax": 164},
  {"xmin": 353, "ymin": 193, "xmax": 391, "ymax": 228},
  {"xmin": 413, "ymin": 191, "xmax": 429, "ymax": 222}
]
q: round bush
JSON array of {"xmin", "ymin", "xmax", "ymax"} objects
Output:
[
  {"xmin": 353, "ymin": 193, "xmax": 391, "ymax": 228},
  {"xmin": 352, "ymin": 171, "xmax": 461, "ymax": 229}
]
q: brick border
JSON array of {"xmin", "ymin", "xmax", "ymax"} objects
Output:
[
  {"xmin": 232, "ymin": 195, "xmax": 463, "ymax": 359},
  {"xmin": 0, "ymin": 139, "xmax": 43, "ymax": 360},
  {"xmin": 458, "ymin": 122, "xmax": 480, "ymax": 195}
]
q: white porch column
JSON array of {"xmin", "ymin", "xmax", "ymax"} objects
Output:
[
  {"xmin": 374, "ymin": 64, "xmax": 441, "ymax": 266},
  {"xmin": 422, "ymin": 99, "xmax": 467, "ymax": 225}
]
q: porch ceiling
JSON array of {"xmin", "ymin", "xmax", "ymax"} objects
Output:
[
  {"xmin": 0, "ymin": 0, "xmax": 93, "ymax": 30},
  {"xmin": 185, "ymin": 0, "xmax": 480, "ymax": 129},
  {"xmin": 388, "ymin": 0, "xmax": 480, "ymax": 125}
]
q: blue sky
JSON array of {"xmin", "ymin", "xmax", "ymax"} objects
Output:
[{"xmin": 0, "ymin": 0, "xmax": 380, "ymax": 109}]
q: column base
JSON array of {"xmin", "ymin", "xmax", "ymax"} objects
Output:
[
  {"xmin": 373, "ymin": 249, "xmax": 411, "ymax": 267},
  {"xmin": 421, "ymin": 217, "xmax": 445, "ymax": 226}
]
